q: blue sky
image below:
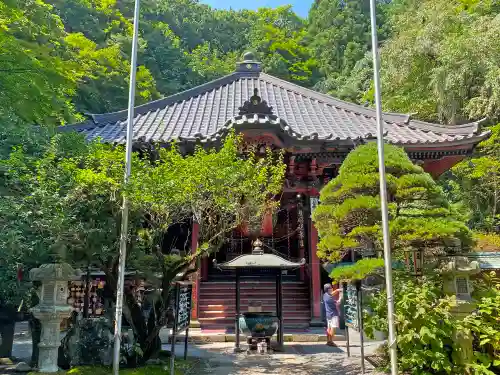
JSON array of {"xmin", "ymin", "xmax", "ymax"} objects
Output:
[{"xmin": 200, "ymin": 0, "xmax": 313, "ymax": 18}]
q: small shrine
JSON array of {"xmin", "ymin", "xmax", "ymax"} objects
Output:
[{"xmin": 214, "ymin": 239, "xmax": 305, "ymax": 352}]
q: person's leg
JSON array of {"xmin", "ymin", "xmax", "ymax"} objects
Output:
[
  {"xmin": 326, "ymin": 319, "xmax": 333, "ymax": 344},
  {"xmin": 330, "ymin": 316, "xmax": 339, "ymax": 341}
]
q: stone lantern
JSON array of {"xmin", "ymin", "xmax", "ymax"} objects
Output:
[
  {"xmin": 439, "ymin": 256, "xmax": 481, "ymax": 365},
  {"xmin": 30, "ymin": 263, "xmax": 80, "ymax": 372}
]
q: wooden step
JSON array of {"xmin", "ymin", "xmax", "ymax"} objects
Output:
[
  {"xmin": 200, "ymin": 311, "xmax": 310, "ymax": 319},
  {"xmin": 200, "ymin": 282, "xmax": 307, "ymax": 289},
  {"xmin": 199, "ymin": 316, "xmax": 310, "ymax": 325},
  {"xmin": 199, "ymin": 281, "xmax": 311, "ymax": 330},
  {"xmin": 199, "ymin": 303, "xmax": 309, "ymax": 310}
]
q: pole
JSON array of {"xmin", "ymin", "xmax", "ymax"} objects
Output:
[
  {"xmin": 112, "ymin": 0, "xmax": 140, "ymax": 373},
  {"xmin": 369, "ymin": 1, "xmax": 398, "ymax": 374},
  {"xmin": 356, "ymin": 282, "xmax": 365, "ymax": 374},
  {"xmin": 235, "ymin": 269, "xmax": 241, "ymax": 352},
  {"xmin": 277, "ymin": 270, "xmax": 284, "ymax": 347},
  {"xmin": 170, "ymin": 284, "xmax": 180, "ymax": 375}
]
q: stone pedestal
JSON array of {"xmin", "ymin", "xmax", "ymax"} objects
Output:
[
  {"xmin": 30, "ymin": 263, "xmax": 79, "ymax": 373},
  {"xmin": 439, "ymin": 256, "xmax": 480, "ymax": 366}
]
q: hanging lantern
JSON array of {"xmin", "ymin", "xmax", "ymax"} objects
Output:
[
  {"xmin": 404, "ymin": 248, "xmax": 424, "ymax": 276},
  {"xmin": 260, "ymin": 210, "xmax": 276, "ymax": 237},
  {"xmin": 239, "ymin": 210, "xmax": 276, "ymax": 237}
]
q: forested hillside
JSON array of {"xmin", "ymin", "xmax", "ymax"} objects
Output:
[{"xmin": 2, "ymin": 0, "xmax": 499, "ymax": 126}]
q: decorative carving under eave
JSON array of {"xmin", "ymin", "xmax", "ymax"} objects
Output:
[{"xmin": 239, "ymin": 88, "xmax": 273, "ymax": 115}]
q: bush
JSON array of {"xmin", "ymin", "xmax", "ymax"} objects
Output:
[
  {"xmin": 365, "ymin": 272, "xmax": 500, "ymax": 374},
  {"xmin": 364, "ymin": 273, "xmax": 459, "ymax": 375}
]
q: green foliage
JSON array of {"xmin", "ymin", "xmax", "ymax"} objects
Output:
[
  {"xmin": 312, "ymin": 143, "xmax": 472, "ymax": 263},
  {"xmin": 0, "ymin": 129, "xmax": 285, "ymax": 361},
  {"xmin": 329, "ymin": 258, "xmax": 384, "ymax": 282},
  {"xmin": 0, "ymin": 0, "xmax": 82, "ymax": 125},
  {"xmin": 249, "ymin": 6, "xmax": 318, "ymax": 86},
  {"xmin": 466, "ymin": 272, "xmax": 500, "ymax": 374},
  {"xmin": 365, "ymin": 274, "xmax": 461, "ymax": 374},
  {"xmin": 365, "ymin": 272, "xmax": 500, "ymax": 374},
  {"xmin": 307, "ymin": 0, "xmax": 391, "ymax": 101},
  {"xmin": 445, "ymin": 124, "xmax": 500, "ymax": 231},
  {"xmin": 3, "ymin": 0, "xmax": 500, "ymax": 128},
  {"xmin": 377, "ymin": 0, "xmax": 500, "ymax": 124}
]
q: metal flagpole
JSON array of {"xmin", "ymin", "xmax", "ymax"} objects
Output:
[
  {"xmin": 112, "ymin": 0, "xmax": 141, "ymax": 373},
  {"xmin": 368, "ymin": 1, "xmax": 398, "ymax": 374}
]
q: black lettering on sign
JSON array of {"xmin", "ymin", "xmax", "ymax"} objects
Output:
[
  {"xmin": 175, "ymin": 284, "xmax": 192, "ymax": 334},
  {"xmin": 344, "ymin": 284, "xmax": 359, "ymax": 331}
]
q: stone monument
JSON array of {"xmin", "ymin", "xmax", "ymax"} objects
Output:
[
  {"xmin": 30, "ymin": 263, "xmax": 80, "ymax": 372},
  {"xmin": 440, "ymin": 256, "xmax": 481, "ymax": 365}
]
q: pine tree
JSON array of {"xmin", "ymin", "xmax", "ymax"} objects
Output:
[{"xmin": 312, "ymin": 143, "xmax": 473, "ymax": 263}]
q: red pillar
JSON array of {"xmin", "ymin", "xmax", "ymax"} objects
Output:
[
  {"xmin": 309, "ymin": 217, "xmax": 322, "ymax": 326},
  {"xmin": 190, "ymin": 221, "xmax": 200, "ymax": 324},
  {"xmin": 201, "ymin": 256, "xmax": 209, "ymax": 282}
]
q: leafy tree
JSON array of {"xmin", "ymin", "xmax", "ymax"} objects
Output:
[
  {"xmin": 307, "ymin": 0, "xmax": 391, "ymax": 99},
  {"xmin": 445, "ymin": 124, "xmax": 500, "ymax": 231},
  {"xmin": 65, "ymin": 32, "xmax": 160, "ymax": 113},
  {"xmin": 185, "ymin": 42, "xmax": 239, "ymax": 86},
  {"xmin": 466, "ymin": 271, "xmax": 500, "ymax": 374},
  {"xmin": 378, "ymin": 0, "xmax": 500, "ymax": 124},
  {"xmin": 312, "ymin": 143, "xmax": 473, "ymax": 264},
  {"xmin": 0, "ymin": 0, "xmax": 82, "ymax": 125},
  {"xmin": 0, "ymin": 131, "xmax": 285, "ymax": 363},
  {"xmin": 248, "ymin": 6, "xmax": 318, "ymax": 86}
]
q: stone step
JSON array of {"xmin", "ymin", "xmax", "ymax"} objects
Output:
[
  {"xmin": 199, "ymin": 303, "xmax": 309, "ymax": 311},
  {"xmin": 199, "ymin": 311, "xmax": 310, "ymax": 319},
  {"xmin": 200, "ymin": 281, "xmax": 308, "ymax": 290},
  {"xmin": 198, "ymin": 316, "xmax": 311, "ymax": 325},
  {"xmin": 199, "ymin": 298, "xmax": 310, "ymax": 305},
  {"xmin": 201, "ymin": 287, "xmax": 309, "ymax": 293}
]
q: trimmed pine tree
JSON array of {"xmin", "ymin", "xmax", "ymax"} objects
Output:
[{"xmin": 312, "ymin": 142, "xmax": 473, "ymax": 264}]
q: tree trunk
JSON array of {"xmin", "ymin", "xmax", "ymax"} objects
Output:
[{"xmin": 123, "ymin": 295, "xmax": 162, "ymax": 365}]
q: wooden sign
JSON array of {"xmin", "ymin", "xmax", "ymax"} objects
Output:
[
  {"xmin": 170, "ymin": 282, "xmax": 192, "ymax": 375},
  {"xmin": 174, "ymin": 283, "xmax": 192, "ymax": 334},
  {"xmin": 344, "ymin": 283, "xmax": 360, "ymax": 331}
]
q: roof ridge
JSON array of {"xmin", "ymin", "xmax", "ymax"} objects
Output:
[
  {"xmin": 90, "ymin": 72, "xmax": 255, "ymax": 125},
  {"xmin": 258, "ymin": 73, "xmax": 410, "ymax": 122},
  {"xmin": 258, "ymin": 73, "xmax": 482, "ymax": 136}
]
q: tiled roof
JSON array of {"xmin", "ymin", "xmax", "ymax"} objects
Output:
[
  {"xmin": 61, "ymin": 57, "xmax": 489, "ymax": 147},
  {"xmin": 469, "ymin": 252, "xmax": 500, "ymax": 270}
]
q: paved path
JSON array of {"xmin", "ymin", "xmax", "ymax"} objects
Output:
[
  {"xmin": 171, "ymin": 342, "xmax": 382, "ymax": 375},
  {"xmin": 11, "ymin": 322, "xmax": 384, "ymax": 375}
]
